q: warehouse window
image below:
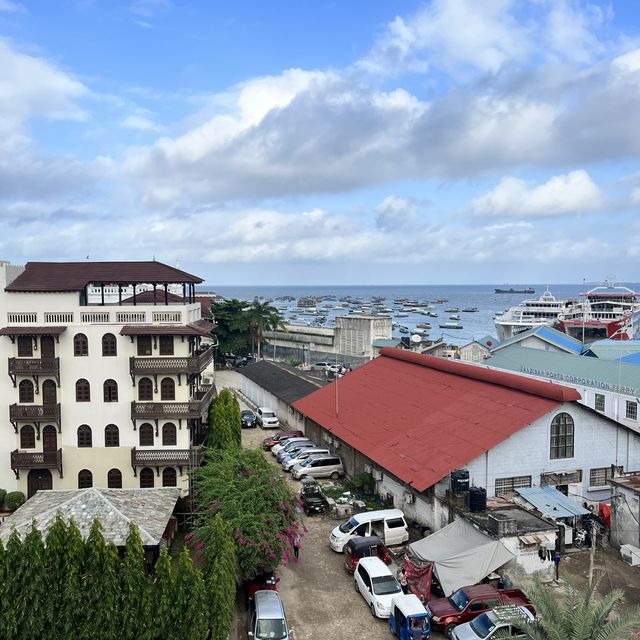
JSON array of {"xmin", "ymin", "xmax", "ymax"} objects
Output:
[
  {"xmin": 550, "ymin": 412, "xmax": 574, "ymax": 459},
  {"xmin": 495, "ymin": 476, "xmax": 532, "ymax": 495},
  {"xmin": 594, "ymin": 393, "xmax": 605, "ymax": 412},
  {"xmin": 626, "ymin": 401, "xmax": 637, "ymax": 421}
]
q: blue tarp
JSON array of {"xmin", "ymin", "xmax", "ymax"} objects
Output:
[{"xmin": 516, "ymin": 486, "xmax": 590, "ymax": 519}]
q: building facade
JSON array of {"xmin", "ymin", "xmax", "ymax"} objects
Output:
[{"xmin": 0, "ymin": 260, "xmax": 214, "ymax": 498}]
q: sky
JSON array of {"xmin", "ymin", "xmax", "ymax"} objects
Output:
[{"xmin": 1, "ymin": 0, "xmax": 640, "ymax": 286}]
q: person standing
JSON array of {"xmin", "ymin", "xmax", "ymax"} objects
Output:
[
  {"xmin": 398, "ymin": 569, "xmax": 408, "ymax": 594},
  {"xmin": 293, "ymin": 533, "xmax": 300, "ymax": 561}
]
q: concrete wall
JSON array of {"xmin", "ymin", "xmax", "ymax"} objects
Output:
[
  {"xmin": 239, "ymin": 377, "xmax": 305, "ymax": 431},
  {"xmin": 610, "ymin": 484, "xmax": 640, "ymax": 547}
]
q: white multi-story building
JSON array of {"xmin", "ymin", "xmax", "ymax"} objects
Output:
[{"xmin": 0, "ymin": 260, "xmax": 215, "ymax": 499}]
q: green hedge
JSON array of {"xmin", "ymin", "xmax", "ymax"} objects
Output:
[
  {"xmin": 5, "ymin": 491, "xmax": 25, "ymax": 511},
  {"xmin": 0, "ymin": 489, "xmax": 6, "ymax": 510}
]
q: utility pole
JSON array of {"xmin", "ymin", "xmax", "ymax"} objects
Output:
[{"xmin": 588, "ymin": 519, "xmax": 598, "ymax": 587}]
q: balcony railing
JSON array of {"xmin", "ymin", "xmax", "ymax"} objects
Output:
[
  {"xmin": 131, "ymin": 447, "xmax": 203, "ymax": 467},
  {"xmin": 129, "ymin": 345, "xmax": 214, "ymax": 375},
  {"xmin": 130, "ymin": 384, "xmax": 216, "ymax": 421},
  {"xmin": 9, "ymin": 403, "xmax": 61, "ymax": 423},
  {"xmin": 10, "ymin": 448, "xmax": 63, "ymax": 478},
  {"xmin": 8, "ymin": 357, "xmax": 60, "ymax": 376}
]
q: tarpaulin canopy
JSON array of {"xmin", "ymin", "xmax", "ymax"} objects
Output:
[{"xmin": 405, "ymin": 518, "xmax": 515, "ymax": 596}]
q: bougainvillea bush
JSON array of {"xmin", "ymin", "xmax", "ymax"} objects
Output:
[{"xmin": 192, "ymin": 447, "xmax": 303, "ymax": 581}]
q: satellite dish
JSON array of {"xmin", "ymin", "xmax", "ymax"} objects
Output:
[{"xmin": 410, "ymin": 334, "xmax": 422, "ymax": 344}]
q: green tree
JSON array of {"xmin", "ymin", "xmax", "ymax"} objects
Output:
[
  {"xmin": 120, "ymin": 524, "xmax": 152, "ymax": 640},
  {"xmin": 20, "ymin": 524, "xmax": 48, "ymax": 640},
  {"xmin": 3, "ymin": 529, "xmax": 22, "ymax": 640},
  {"xmin": 0, "ymin": 538, "xmax": 5, "ymax": 632},
  {"xmin": 212, "ymin": 298, "xmax": 252, "ymax": 357},
  {"xmin": 247, "ymin": 298, "xmax": 285, "ymax": 359},
  {"xmin": 173, "ymin": 546, "xmax": 210, "ymax": 640},
  {"xmin": 153, "ymin": 548, "xmax": 174, "ymax": 640},
  {"xmin": 194, "ymin": 448, "xmax": 299, "ymax": 580},
  {"xmin": 208, "ymin": 388, "xmax": 242, "ymax": 449},
  {"xmin": 506, "ymin": 575, "xmax": 640, "ymax": 640},
  {"xmin": 81, "ymin": 520, "xmax": 120, "ymax": 640}
]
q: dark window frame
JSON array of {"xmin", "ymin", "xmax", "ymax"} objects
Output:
[
  {"xmin": 137, "ymin": 335, "xmax": 152, "ymax": 356},
  {"xmin": 140, "ymin": 467, "xmax": 154, "ymax": 488},
  {"xmin": 103, "ymin": 379, "xmax": 118, "ymax": 403},
  {"xmin": 159, "ymin": 335, "xmax": 174, "ymax": 355},
  {"xmin": 139, "ymin": 423, "xmax": 154, "ymax": 446},
  {"xmin": 74, "ymin": 333, "xmax": 89, "ymax": 357},
  {"xmin": 162, "ymin": 467, "xmax": 177, "ymax": 487},
  {"xmin": 17, "ymin": 336, "xmax": 33, "ymax": 357},
  {"xmin": 107, "ymin": 468, "xmax": 122, "ymax": 488},
  {"xmin": 160, "ymin": 377, "xmax": 175, "ymax": 401},
  {"xmin": 75, "ymin": 379, "xmax": 91, "ymax": 402},
  {"xmin": 78, "ymin": 469, "xmax": 93, "ymax": 488},
  {"xmin": 104, "ymin": 424, "xmax": 120, "ymax": 447},
  {"xmin": 77, "ymin": 424, "xmax": 93, "ymax": 448},
  {"xmin": 102, "ymin": 333, "xmax": 117, "ymax": 357},
  {"xmin": 20, "ymin": 425, "xmax": 36, "ymax": 449},
  {"xmin": 550, "ymin": 412, "xmax": 575, "ymax": 460},
  {"xmin": 162, "ymin": 422, "xmax": 177, "ymax": 446},
  {"xmin": 138, "ymin": 377, "xmax": 153, "ymax": 401},
  {"xmin": 18, "ymin": 379, "xmax": 35, "ymax": 403}
]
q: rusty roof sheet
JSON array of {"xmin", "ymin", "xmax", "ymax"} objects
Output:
[
  {"xmin": 6, "ymin": 261, "xmax": 202, "ymax": 292},
  {"xmin": 293, "ymin": 348, "xmax": 580, "ymax": 492},
  {"xmin": 0, "ymin": 326, "xmax": 67, "ymax": 336}
]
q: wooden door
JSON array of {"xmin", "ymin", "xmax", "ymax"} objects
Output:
[
  {"xmin": 42, "ymin": 379, "xmax": 57, "ymax": 405},
  {"xmin": 27, "ymin": 469, "xmax": 52, "ymax": 498},
  {"xmin": 42, "ymin": 425, "xmax": 57, "ymax": 452},
  {"xmin": 41, "ymin": 336, "xmax": 55, "ymax": 358}
]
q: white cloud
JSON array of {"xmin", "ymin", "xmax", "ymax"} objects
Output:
[
  {"xmin": 121, "ymin": 110, "xmax": 162, "ymax": 132},
  {"xmin": 471, "ymin": 170, "xmax": 603, "ymax": 217},
  {"xmin": 129, "ymin": 0, "xmax": 171, "ymax": 17},
  {"xmin": 375, "ymin": 196, "xmax": 418, "ymax": 229},
  {"xmin": 0, "ymin": 0, "xmax": 25, "ymax": 12}
]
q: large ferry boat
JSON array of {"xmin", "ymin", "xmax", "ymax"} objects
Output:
[
  {"xmin": 557, "ymin": 281, "xmax": 639, "ymax": 340},
  {"xmin": 494, "ymin": 288, "xmax": 572, "ymax": 341}
]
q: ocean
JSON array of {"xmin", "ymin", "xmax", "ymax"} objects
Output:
[{"xmin": 211, "ymin": 283, "xmax": 640, "ymax": 346}]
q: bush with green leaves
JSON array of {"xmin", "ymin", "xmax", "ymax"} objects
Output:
[
  {"xmin": 4, "ymin": 491, "xmax": 24, "ymax": 511},
  {"xmin": 0, "ymin": 489, "xmax": 6, "ymax": 509},
  {"xmin": 208, "ymin": 388, "xmax": 241, "ymax": 450},
  {"xmin": 193, "ymin": 447, "xmax": 302, "ymax": 581}
]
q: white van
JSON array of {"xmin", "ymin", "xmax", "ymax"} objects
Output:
[{"xmin": 329, "ymin": 508, "xmax": 409, "ymax": 552}]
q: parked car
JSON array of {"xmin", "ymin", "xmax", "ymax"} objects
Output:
[
  {"xmin": 241, "ymin": 409, "xmax": 257, "ymax": 429},
  {"xmin": 329, "ymin": 509, "xmax": 409, "ymax": 552},
  {"xmin": 299, "ymin": 478, "xmax": 329, "ymax": 515},
  {"xmin": 311, "ymin": 361, "xmax": 332, "ymax": 371},
  {"xmin": 263, "ymin": 430, "xmax": 303, "ymax": 451},
  {"xmin": 450, "ymin": 605, "xmax": 534, "ymax": 640},
  {"xmin": 244, "ymin": 570, "xmax": 279, "ymax": 606},
  {"xmin": 354, "ymin": 556, "xmax": 403, "ymax": 618},
  {"xmin": 344, "ymin": 535, "xmax": 391, "ymax": 574},
  {"xmin": 256, "ymin": 407, "xmax": 280, "ymax": 429},
  {"xmin": 291, "ymin": 453, "xmax": 345, "ymax": 480},
  {"xmin": 276, "ymin": 440, "xmax": 316, "ymax": 462},
  {"xmin": 389, "ymin": 594, "xmax": 431, "ymax": 639},
  {"xmin": 248, "ymin": 590, "xmax": 293, "ymax": 640},
  {"xmin": 282, "ymin": 447, "xmax": 330, "ymax": 472},
  {"xmin": 272, "ymin": 437, "xmax": 313, "ymax": 457},
  {"xmin": 427, "ymin": 584, "xmax": 535, "ymax": 638}
]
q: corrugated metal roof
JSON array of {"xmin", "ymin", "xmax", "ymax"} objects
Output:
[
  {"xmin": 6, "ymin": 261, "xmax": 202, "ymax": 292},
  {"xmin": 486, "ymin": 346, "xmax": 640, "ymax": 397},
  {"xmin": 516, "ymin": 486, "xmax": 590, "ymax": 518},
  {"xmin": 582, "ymin": 339, "xmax": 640, "ymax": 361},
  {"xmin": 373, "ymin": 338, "xmax": 402, "ymax": 348},
  {"xmin": 491, "ymin": 325, "xmax": 582, "ymax": 354},
  {"xmin": 293, "ymin": 348, "xmax": 578, "ymax": 492},
  {"xmin": 241, "ymin": 360, "xmax": 323, "ymax": 405}
]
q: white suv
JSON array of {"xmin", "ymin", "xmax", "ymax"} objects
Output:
[
  {"xmin": 256, "ymin": 407, "xmax": 279, "ymax": 429},
  {"xmin": 354, "ymin": 556, "xmax": 402, "ymax": 618}
]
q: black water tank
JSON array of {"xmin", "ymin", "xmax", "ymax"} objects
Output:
[
  {"xmin": 451, "ymin": 469, "xmax": 470, "ymax": 494},
  {"xmin": 469, "ymin": 486, "xmax": 487, "ymax": 512}
]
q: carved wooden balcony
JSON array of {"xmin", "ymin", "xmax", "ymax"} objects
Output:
[
  {"xmin": 11, "ymin": 448, "xmax": 63, "ymax": 479},
  {"xmin": 130, "ymin": 384, "xmax": 216, "ymax": 423},
  {"xmin": 9, "ymin": 403, "xmax": 61, "ymax": 428},
  {"xmin": 8, "ymin": 357, "xmax": 60, "ymax": 386},
  {"xmin": 130, "ymin": 446, "xmax": 203, "ymax": 474},
  {"xmin": 129, "ymin": 345, "xmax": 214, "ymax": 375}
]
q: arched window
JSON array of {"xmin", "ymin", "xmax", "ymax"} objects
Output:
[
  {"xmin": 78, "ymin": 469, "xmax": 93, "ymax": 488},
  {"xmin": 77, "ymin": 424, "xmax": 92, "ymax": 448},
  {"xmin": 162, "ymin": 467, "xmax": 177, "ymax": 487},
  {"xmin": 107, "ymin": 468, "xmax": 122, "ymax": 488},
  {"xmin": 75, "ymin": 379, "xmax": 90, "ymax": 402},
  {"xmin": 140, "ymin": 467, "xmax": 154, "ymax": 488},
  {"xmin": 139, "ymin": 423, "xmax": 154, "ymax": 446},
  {"xmin": 103, "ymin": 379, "xmax": 118, "ymax": 402},
  {"xmin": 73, "ymin": 333, "xmax": 88, "ymax": 357},
  {"xmin": 102, "ymin": 333, "xmax": 117, "ymax": 357},
  {"xmin": 160, "ymin": 377, "xmax": 175, "ymax": 401},
  {"xmin": 18, "ymin": 379, "xmax": 35, "ymax": 403},
  {"xmin": 138, "ymin": 377, "xmax": 153, "ymax": 401},
  {"xmin": 550, "ymin": 412, "xmax": 575, "ymax": 460},
  {"xmin": 105, "ymin": 424, "xmax": 119, "ymax": 447},
  {"xmin": 20, "ymin": 425, "xmax": 36, "ymax": 449},
  {"xmin": 162, "ymin": 422, "xmax": 177, "ymax": 446}
]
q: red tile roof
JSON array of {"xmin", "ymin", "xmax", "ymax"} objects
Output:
[
  {"xmin": 6, "ymin": 261, "xmax": 202, "ymax": 292},
  {"xmin": 293, "ymin": 348, "xmax": 581, "ymax": 492}
]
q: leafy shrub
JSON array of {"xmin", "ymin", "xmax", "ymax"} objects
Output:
[
  {"xmin": 5, "ymin": 491, "xmax": 25, "ymax": 511},
  {"xmin": 0, "ymin": 488, "xmax": 6, "ymax": 509}
]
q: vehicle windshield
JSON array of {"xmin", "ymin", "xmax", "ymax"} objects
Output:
[
  {"xmin": 372, "ymin": 575, "xmax": 401, "ymax": 596},
  {"xmin": 339, "ymin": 516, "xmax": 359, "ymax": 533},
  {"xmin": 469, "ymin": 613, "xmax": 496, "ymax": 639},
  {"xmin": 256, "ymin": 618, "xmax": 287, "ymax": 640},
  {"xmin": 449, "ymin": 589, "xmax": 469, "ymax": 611},
  {"xmin": 263, "ymin": 411, "xmax": 276, "ymax": 419}
]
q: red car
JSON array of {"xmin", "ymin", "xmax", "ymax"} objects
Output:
[
  {"xmin": 262, "ymin": 430, "xmax": 303, "ymax": 451},
  {"xmin": 427, "ymin": 584, "xmax": 534, "ymax": 638}
]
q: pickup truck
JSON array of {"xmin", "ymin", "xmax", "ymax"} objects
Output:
[
  {"xmin": 427, "ymin": 584, "xmax": 535, "ymax": 638},
  {"xmin": 451, "ymin": 605, "xmax": 534, "ymax": 640}
]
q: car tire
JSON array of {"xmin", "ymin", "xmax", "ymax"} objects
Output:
[
  {"xmin": 444, "ymin": 624, "xmax": 456, "ymax": 639},
  {"xmin": 330, "ymin": 472, "xmax": 340, "ymax": 480},
  {"xmin": 370, "ymin": 603, "xmax": 376, "ymax": 617},
  {"xmin": 354, "ymin": 580, "xmax": 359, "ymax": 593}
]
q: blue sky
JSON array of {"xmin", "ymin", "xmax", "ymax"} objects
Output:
[{"xmin": 1, "ymin": 0, "xmax": 640, "ymax": 285}]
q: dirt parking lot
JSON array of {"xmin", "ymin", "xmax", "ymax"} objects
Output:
[{"xmin": 234, "ymin": 389, "xmax": 444, "ymax": 640}]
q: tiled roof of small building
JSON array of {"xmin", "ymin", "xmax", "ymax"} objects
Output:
[{"xmin": 0, "ymin": 488, "xmax": 180, "ymax": 546}]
